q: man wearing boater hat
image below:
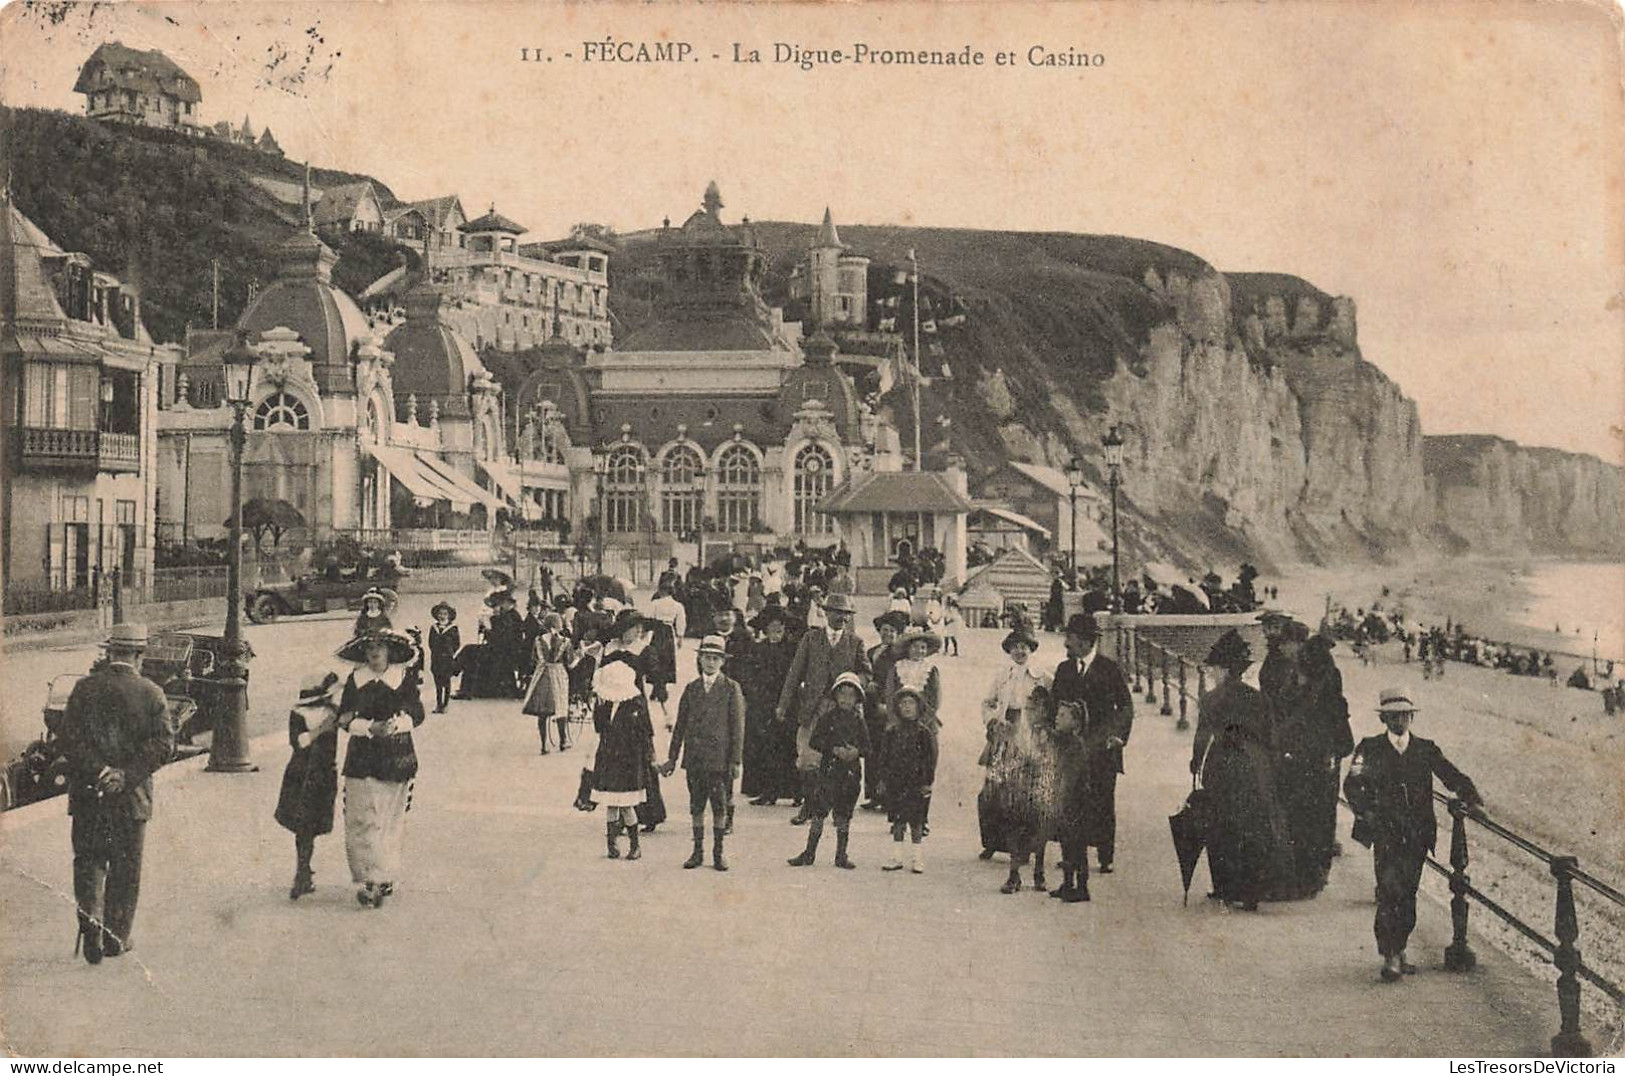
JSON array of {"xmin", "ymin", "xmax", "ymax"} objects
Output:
[
  {"xmin": 1344, "ymin": 688, "xmax": 1482, "ymax": 982},
  {"xmin": 59, "ymin": 623, "xmax": 174, "ymax": 964}
]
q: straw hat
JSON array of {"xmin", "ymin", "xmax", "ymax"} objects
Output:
[
  {"xmin": 822, "ymin": 593, "xmax": 856, "ymax": 615},
  {"xmin": 296, "ymin": 670, "xmax": 341, "ymax": 703},
  {"xmin": 1002, "ymin": 629, "xmax": 1040, "ymax": 655},
  {"xmin": 895, "ymin": 626, "xmax": 942, "ymax": 657},
  {"xmin": 1376, "ymin": 687, "xmax": 1418, "ymax": 714},
  {"xmin": 593, "ymin": 660, "xmax": 642, "ymax": 704},
  {"xmin": 430, "ymin": 600, "xmax": 457, "ymax": 623},
  {"xmin": 105, "ymin": 622, "xmax": 149, "ymax": 649},
  {"xmin": 698, "ymin": 634, "xmax": 728, "ymax": 656}
]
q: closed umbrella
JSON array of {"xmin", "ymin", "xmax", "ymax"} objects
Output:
[{"xmin": 1169, "ymin": 776, "xmax": 1214, "ymax": 905}]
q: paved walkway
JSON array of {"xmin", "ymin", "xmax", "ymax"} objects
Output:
[{"xmin": 0, "ymin": 624, "xmax": 1567, "ymax": 1056}]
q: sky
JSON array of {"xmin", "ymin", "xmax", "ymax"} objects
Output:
[{"xmin": 3, "ymin": 0, "xmax": 1622, "ymax": 463}]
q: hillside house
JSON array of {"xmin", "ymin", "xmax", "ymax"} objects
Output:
[
  {"xmin": 74, "ymin": 42, "xmax": 202, "ymax": 132},
  {"xmin": 314, "ymin": 182, "xmax": 385, "ymax": 235}
]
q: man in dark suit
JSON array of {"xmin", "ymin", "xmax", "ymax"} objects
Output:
[
  {"xmin": 1344, "ymin": 688, "xmax": 1481, "ymax": 982},
  {"xmin": 1049, "ymin": 613, "xmax": 1134, "ymax": 881},
  {"xmin": 60, "ymin": 623, "xmax": 175, "ymax": 964},
  {"xmin": 776, "ymin": 593, "xmax": 870, "ymax": 824}
]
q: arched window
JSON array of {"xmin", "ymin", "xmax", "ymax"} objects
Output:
[
  {"xmin": 603, "ymin": 446, "xmax": 645, "ymax": 534},
  {"xmin": 716, "ymin": 444, "xmax": 761, "ymax": 533},
  {"xmin": 253, "ymin": 392, "xmax": 309, "ymax": 431},
  {"xmin": 794, "ymin": 443, "xmax": 835, "ymax": 535},
  {"xmin": 364, "ymin": 399, "xmax": 383, "ymax": 443},
  {"xmin": 660, "ymin": 444, "xmax": 704, "ymax": 535}
]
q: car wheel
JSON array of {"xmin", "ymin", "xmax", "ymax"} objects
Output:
[
  {"xmin": 248, "ymin": 594, "xmax": 280, "ymax": 624},
  {"xmin": 0, "ymin": 770, "xmax": 13, "ymax": 813}
]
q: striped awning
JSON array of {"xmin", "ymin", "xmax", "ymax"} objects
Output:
[
  {"xmin": 366, "ymin": 442, "xmax": 469, "ymax": 508},
  {"xmin": 414, "ymin": 452, "xmax": 503, "ymax": 514},
  {"xmin": 476, "ymin": 458, "xmax": 523, "ymax": 506}
]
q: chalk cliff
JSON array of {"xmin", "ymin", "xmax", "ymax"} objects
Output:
[{"xmin": 1423, "ymin": 435, "xmax": 1625, "ymax": 558}]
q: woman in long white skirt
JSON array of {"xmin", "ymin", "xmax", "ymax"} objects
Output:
[{"xmin": 336, "ymin": 631, "xmax": 426, "ymax": 908}]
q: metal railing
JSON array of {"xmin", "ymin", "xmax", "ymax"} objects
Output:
[
  {"xmin": 1425, "ymin": 793, "xmax": 1623, "ymax": 1057},
  {"xmin": 1117, "ymin": 627, "xmax": 1624, "ymax": 1056},
  {"xmin": 1125, "ymin": 634, "xmax": 1198, "ymax": 732}
]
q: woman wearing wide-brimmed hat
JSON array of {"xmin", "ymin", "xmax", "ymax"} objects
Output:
[
  {"xmin": 1191, "ymin": 629, "xmax": 1292, "ymax": 910},
  {"xmin": 742, "ymin": 604, "xmax": 798, "ymax": 805},
  {"xmin": 276, "ymin": 670, "xmax": 343, "ymax": 900},
  {"xmin": 335, "ymin": 631, "xmax": 427, "ymax": 908},
  {"xmin": 977, "ymin": 629, "xmax": 1053, "ymax": 874}
]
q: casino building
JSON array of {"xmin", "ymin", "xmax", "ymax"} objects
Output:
[{"xmin": 505, "ymin": 181, "xmax": 888, "ymax": 561}]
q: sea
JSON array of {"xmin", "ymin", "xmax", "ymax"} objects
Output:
[{"xmin": 1518, "ymin": 561, "xmax": 1625, "ymax": 661}]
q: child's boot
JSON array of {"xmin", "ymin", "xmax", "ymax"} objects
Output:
[
  {"xmin": 834, "ymin": 827, "xmax": 855, "ymax": 870},
  {"xmin": 884, "ymin": 841, "xmax": 904, "ymax": 871},
  {"xmin": 911, "ymin": 842, "xmax": 925, "ymax": 874},
  {"xmin": 789, "ymin": 821, "xmax": 822, "ymax": 866},
  {"xmin": 626, "ymin": 822, "xmax": 642, "ymax": 861},
  {"xmin": 712, "ymin": 828, "xmax": 729, "ymax": 871},
  {"xmin": 683, "ymin": 826, "xmax": 705, "ymax": 869},
  {"xmin": 1001, "ymin": 866, "xmax": 1023, "ymax": 894},
  {"xmin": 724, "ymin": 803, "xmax": 735, "ymax": 836},
  {"xmin": 1050, "ymin": 863, "xmax": 1074, "ymax": 899},
  {"xmin": 606, "ymin": 819, "xmax": 622, "ymax": 859}
]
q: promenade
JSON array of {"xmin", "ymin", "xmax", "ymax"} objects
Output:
[{"xmin": 0, "ymin": 603, "xmax": 1570, "ymax": 1057}]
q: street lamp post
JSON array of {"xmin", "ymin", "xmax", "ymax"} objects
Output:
[
  {"xmin": 1102, "ymin": 424, "xmax": 1125, "ymax": 614},
  {"xmin": 694, "ymin": 463, "xmax": 709, "ymax": 570},
  {"xmin": 1064, "ymin": 455, "xmax": 1086, "ymax": 586},
  {"xmin": 208, "ymin": 333, "xmax": 259, "ymax": 773},
  {"xmin": 592, "ymin": 453, "xmax": 608, "ymax": 575}
]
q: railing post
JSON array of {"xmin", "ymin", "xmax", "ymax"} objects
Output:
[
  {"xmin": 111, "ymin": 567, "xmax": 124, "ymax": 624},
  {"xmin": 1144, "ymin": 643, "xmax": 1158, "ymax": 704},
  {"xmin": 1131, "ymin": 629, "xmax": 1142, "ymax": 692},
  {"xmin": 1176, "ymin": 658, "xmax": 1189, "ymax": 731},
  {"xmin": 1197, "ymin": 664, "xmax": 1207, "ymax": 701},
  {"xmin": 1160, "ymin": 651, "xmax": 1173, "ymax": 716},
  {"xmin": 1549, "ymin": 856, "xmax": 1592, "ymax": 1057},
  {"xmin": 1443, "ymin": 799, "xmax": 1476, "ymax": 971}
]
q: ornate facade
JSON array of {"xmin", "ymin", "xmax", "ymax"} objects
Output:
[
  {"xmin": 1, "ymin": 197, "xmax": 169, "ymax": 599},
  {"xmin": 501, "ymin": 182, "xmax": 895, "ymax": 559},
  {"xmin": 157, "ymin": 191, "xmax": 504, "ymax": 546}
]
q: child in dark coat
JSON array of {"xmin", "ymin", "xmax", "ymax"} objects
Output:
[
  {"xmin": 426, "ymin": 602, "xmax": 460, "ymax": 713},
  {"xmin": 661, "ymin": 635, "xmax": 745, "ymax": 871},
  {"xmin": 880, "ymin": 687, "xmax": 937, "ymax": 873},
  {"xmin": 275, "ymin": 671, "xmax": 341, "ymax": 900},
  {"xmin": 788, "ymin": 672, "xmax": 871, "ymax": 870}
]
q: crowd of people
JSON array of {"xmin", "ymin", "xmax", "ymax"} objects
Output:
[
  {"xmin": 1324, "ymin": 599, "xmax": 1622, "ymax": 712},
  {"xmin": 53, "ymin": 560, "xmax": 1482, "ymax": 985}
]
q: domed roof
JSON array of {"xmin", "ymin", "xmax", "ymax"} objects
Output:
[
  {"xmin": 780, "ymin": 358, "xmax": 861, "ymax": 442},
  {"xmin": 383, "ymin": 287, "xmax": 489, "ymax": 411},
  {"xmin": 237, "ymin": 272, "xmax": 373, "ymax": 370},
  {"xmin": 236, "ymin": 221, "xmax": 373, "ymax": 371}
]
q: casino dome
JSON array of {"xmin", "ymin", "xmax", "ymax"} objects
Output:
[{"xmin": 237, "ymin": 227, "xmax": 375, "ymax": 373}]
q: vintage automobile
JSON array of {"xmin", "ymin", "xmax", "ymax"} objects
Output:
[
  {"xmin": 0, "ymin": 633, "xmax": 239, "ymax": 813},
  {"xmin": 244, "ymin": 559, "xmax": 409, "ymax": 623}
]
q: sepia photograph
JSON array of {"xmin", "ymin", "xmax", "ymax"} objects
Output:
[{"xmin": 0, "ymin": 0, "xmax": 1622, "ymax": 1060}]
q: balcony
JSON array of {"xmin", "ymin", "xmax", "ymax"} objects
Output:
[{"xmin": 17, "ymin": 427, "xmax": 142, "ymax": 473}]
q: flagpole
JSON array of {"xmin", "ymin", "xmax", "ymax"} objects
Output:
[{"xmin": 909, "ymin": 248, "xmax": 922, "ymax": 472}]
